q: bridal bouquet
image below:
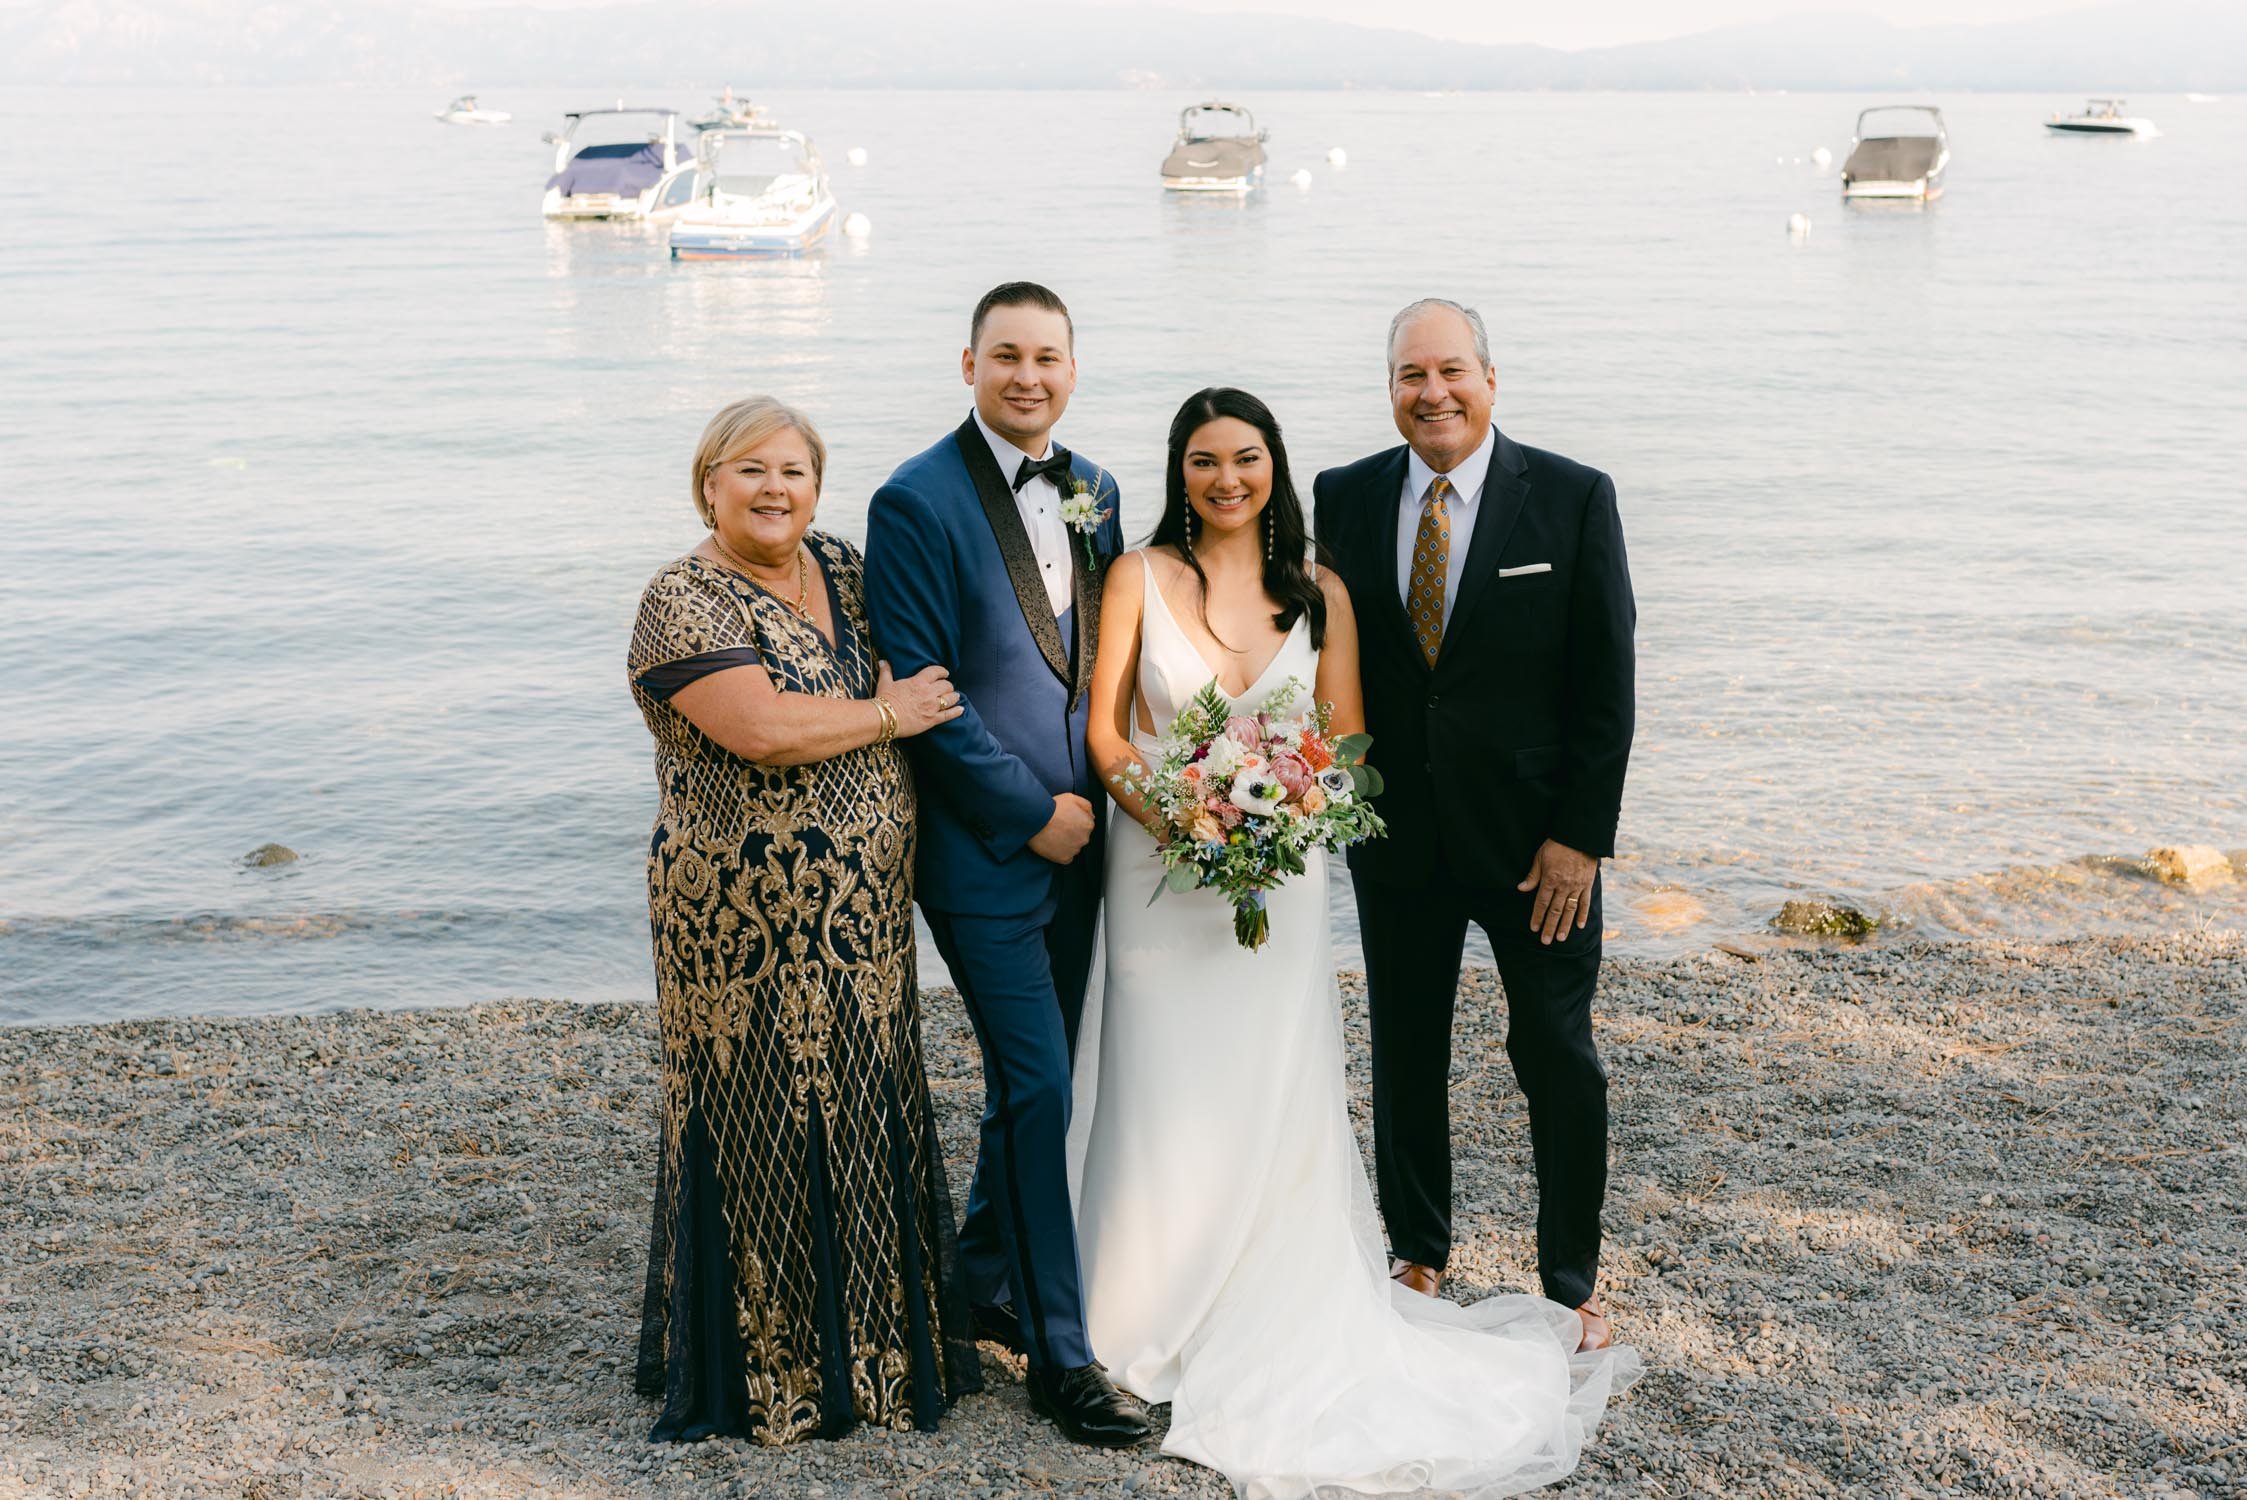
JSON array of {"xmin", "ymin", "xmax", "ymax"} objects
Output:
[{"xmin": 1113, "ymin": 678, "xmax": 1386, "ymax": 949}]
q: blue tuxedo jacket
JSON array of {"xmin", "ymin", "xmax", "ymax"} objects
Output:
[{"xmin": 863, "ymin": 416, "xmax": 1126, "ymax": 917}]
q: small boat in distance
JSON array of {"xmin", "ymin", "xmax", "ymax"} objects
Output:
[
  {"xmin": 669, "ymin": 128, "xmax": 838, "ymax": 259},
  {"xmin": 541, "ymin": 107, "xmax": 696, "ymax": 221},
  {"xmin": 435, "ymin": 95, "xmax": 510, "ymax": 126},
  {"xmin": 1160, "ymin": 102, "xmax": 1268, "ymax": 193},
  {"xmin": 2045, "ymin": 99, "xmax": 2157, "ymax": 136},
  {"xmin": 691, "ymin": 87, "xmax": 776, "ymax": 132},
  {"xmin": 1840, "ymin": 105, "xmax": 1949, "ymax": 201}
]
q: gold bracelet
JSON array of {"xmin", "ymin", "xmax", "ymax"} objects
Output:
[{"xmin": 874, "ymin": 697, "xmax": 898, "ymax": 746}]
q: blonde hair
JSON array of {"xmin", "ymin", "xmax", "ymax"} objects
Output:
[{"xmin": 691, "ymin": 396, "xmax": 827, "ymax": 525}]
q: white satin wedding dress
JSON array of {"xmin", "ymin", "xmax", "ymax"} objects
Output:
[{"xmin": 1067, "ymin": 554, "xmax": 1636, "ymax": 1499}]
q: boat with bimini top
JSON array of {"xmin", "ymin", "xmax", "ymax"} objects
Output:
[
  {"xmin": 541, "ymin": 106, "xmax": 696, "ymax": 221},
  {"xmin": 2045, "ymin": 99, "xmax": 2157, "ymax": 136},
  {"xmin": 668, "ymin": 128, "xmax": 838, "ymax": 259},
  {"xmin": 1840, "ymin": 105, "xmax": 1950, "ymax": 201},
  {"xmin": 1160, "ymin": 102, "xmax": 1268, "ymax": 193}
]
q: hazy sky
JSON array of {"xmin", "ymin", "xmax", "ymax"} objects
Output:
[{"xmin": 437, "ymin": 0, "xmax": 2107, "ymax": 52}]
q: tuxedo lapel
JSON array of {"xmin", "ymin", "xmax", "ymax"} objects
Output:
[
  {"xmin": 1066, "ymin": 456, "xmax": 1108, "ymax": 712},
  {"xmin": 953, "ymin": 416, "xmax": 1071, "ymax": 686},
  {"xmin": 1439, "ymin": 428, "xmax": 1530, "ymax": 660}
]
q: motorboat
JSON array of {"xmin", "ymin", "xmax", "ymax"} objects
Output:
[
  {"xmin": 2045, "ymin": 99, "xmax": 2157, "ymax": 136},
  {"xmin": 435, "ymin": 95, "xmax": 510, "ymax": 126},
  {"xmin": 691, "ymin": 87, "xmax": 777, "ymax": 131},
  {"xmin": 541, "ymin": 107, "xmax": 696, "ymax": 221},
  {"xmin": 1160, "ymin": 101, "xmax": 1268, "ymax": 193},
  {"xmin": 1840, "ymin": 105, "xmax": 1949, "ymax": 201},
  {"xmin": 668, "ymin": 128, "xmax": 838, "ymax": 259}
]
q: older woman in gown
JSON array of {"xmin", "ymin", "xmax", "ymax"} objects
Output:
[{"xmin": 626, "ymin": 396, "xmax": 978, "ymax": 1443}]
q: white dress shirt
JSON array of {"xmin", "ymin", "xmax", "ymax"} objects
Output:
[
  {"xmin": 974, "ymin": 408, "xmax": 1074, "ymax": 617},
  {"xmin": 1395, "ymin": 422, "xmax": 1498, "ymax": 631}
]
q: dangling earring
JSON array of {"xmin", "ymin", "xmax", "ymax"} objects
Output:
[
  {"xmin": 1183, "ymin": 509, "xmax": 1197, "ymax": 559},
  {"xmin": 1263, "ymin": 506, "xmax": 1274, "ymax": 564}
]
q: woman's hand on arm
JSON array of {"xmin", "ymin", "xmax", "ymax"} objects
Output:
[
  {"xmin": 876, "ymin": 658, "xmax": 965, "ymax": 737},
  {"xmin": 672, "ymin": 658, "xmax": 960, "ymax": 767},
  {"xmin": 1086, "ymin": 553, "xmax": 1160, "ymax": 835},
  {"xmin": 1313, "ymin": 571, "xmax": 1366, "ymax": 739}
]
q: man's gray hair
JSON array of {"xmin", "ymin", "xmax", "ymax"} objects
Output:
[{"xmin": 1386, "ymin": 298, "xmax": 1491, "ymax": 373}]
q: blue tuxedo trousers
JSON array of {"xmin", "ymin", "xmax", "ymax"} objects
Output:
[{"xmin": 923, "ymin": 848, "xmax": 1101, "ymax": 1370}]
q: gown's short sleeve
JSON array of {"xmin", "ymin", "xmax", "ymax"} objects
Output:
[{"xmin": 629, "ymin": 561, "xmax": 761, "ymax": 698}]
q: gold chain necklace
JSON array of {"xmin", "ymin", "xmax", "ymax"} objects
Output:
[{"xmin": 710, "ymin": 533, "xmax": 811, "ymax": 620}]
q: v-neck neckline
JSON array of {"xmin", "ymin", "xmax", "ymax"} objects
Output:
[
  {"xmin": 688, "ymin": 546, "xmax": 845, "ymax": 660},
  {"xmin": 1142, "ymin": 554, "xmax": 1302, "ymax": 703}
]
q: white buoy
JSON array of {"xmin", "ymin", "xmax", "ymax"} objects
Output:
[
  {"xmin": 1811, "ymin": 146, "xmax": 1833, "ymax": 170},
  {"xmin": 846, "ymin": 146, "xmax": 869, "ymax": 167},
  {"xmin": 1787, "ymin": 213, "xmax": 1812, "ymax": 239},
  {"xmin": 1289, "ymin": 168, "xmax": 1314, "ymax": 190},
  {"xmin": 1326, "ymin": 147, "xmax": 1348, "ymax": 168},
  {"xmin": 843, "ymin": 212, "xmax": 873, "ymax": 239}
]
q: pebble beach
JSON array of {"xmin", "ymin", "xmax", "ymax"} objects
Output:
[{"xmin": 3, "ymin": 933, "xmax": 2241, "ymax": 1499}]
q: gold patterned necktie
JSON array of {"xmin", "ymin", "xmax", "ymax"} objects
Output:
[{"xmin": 1405, "ymin": 475, "xmax": 1453, "ymax": 667}]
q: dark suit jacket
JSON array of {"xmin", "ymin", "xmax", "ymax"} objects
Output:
[
  {"xmin": 864, "ymin": 416, "xmax": 1125, "ymax": 917},
  {"xmin": 1312, "ymin": 428, "xmax": 1634, "ymax": 892}
]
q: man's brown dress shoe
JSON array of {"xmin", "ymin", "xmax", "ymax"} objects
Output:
[
  {"xmin": 1575, "ymin": 1297, "xmax": 1614, "ymax": 1352},
  {"xmin": 1388, "ymin": 1259, "xmax": 1443, "ymax": 1297}
]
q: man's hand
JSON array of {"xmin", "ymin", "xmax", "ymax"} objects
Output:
[
  {"xmin": 1028, "ymin": 794, "xmax": 1096, "ymax": 865},
  {"xmin": 1517, "ymin": 838, "xmax": 1598, "ymax": 945}
]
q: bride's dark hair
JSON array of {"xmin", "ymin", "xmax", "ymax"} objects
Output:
[{"xmin": 1148, "ymin": 387, "xmax": 1330, "ymax": 650}]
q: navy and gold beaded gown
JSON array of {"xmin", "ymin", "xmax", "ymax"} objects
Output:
[{"xmin": 626, "ymin": 533, "xmax": 980, "ymax": 1444}]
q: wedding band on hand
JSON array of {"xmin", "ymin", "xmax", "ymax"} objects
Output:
[{"xmin": 1564, "ymin": 895, "xmax": 1580, "ymax": 906}]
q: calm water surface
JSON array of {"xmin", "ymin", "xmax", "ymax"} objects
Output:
[{"xmin": 3, "ymin": 88, "xmax": 2243, "ymax": 1024}]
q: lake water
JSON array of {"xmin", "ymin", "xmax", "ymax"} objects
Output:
[{"xmin": 3, "ymin": 87, "xmax": 2244, "ymax": 1026}]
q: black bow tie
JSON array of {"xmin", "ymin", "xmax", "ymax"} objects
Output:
[{"xmin": 1013, "ymin": 448, "xmax": 1073, "ymax": 493}]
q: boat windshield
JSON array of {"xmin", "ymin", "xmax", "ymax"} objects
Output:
[
  {"xmin": 712, "ymin": 136, "xmax": 810, "ymax": 196},
  {"xmin": 1857, "ymin": 106, "xmax": 1942, "ymax": 140},
  {"xmin": 568, "ymin": 112, "xmax": 676, "ymax": 151},
  {"xmin": 1184, "ymin": 108, "xmax": 1254, "ymax": 140}
]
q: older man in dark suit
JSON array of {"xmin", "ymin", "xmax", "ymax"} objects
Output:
[{"xmin": 1311, "ymin": 298, "xmax": 1635, "ymax": 1352}]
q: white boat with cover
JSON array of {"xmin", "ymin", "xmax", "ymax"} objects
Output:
[
  {"xmin": 1160, "ymin": 102, "xmax": 1268, "ymax": 193},
  {"xmin": 1840, "ymin": 105, "xmax": 1950, "ymax": 201},
  {"xmin": 436, "ymin": 95, "xmax": 510, "ymax": 126},
  {"xmin": 668, "ymin": 129, "xmax": 838, "ymax": 260},
  {"xmin": 541, "ymin": 107, "xmax": 696, "ymax": 221},
  {"xmin": 2045, "ymin": 99, "xmax": 2157, "ymax": 136}
]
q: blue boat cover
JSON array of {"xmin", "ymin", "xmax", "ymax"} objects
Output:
[{"xmin": 547, "ymin": 139, "xmax": 673, "ymax": 198}]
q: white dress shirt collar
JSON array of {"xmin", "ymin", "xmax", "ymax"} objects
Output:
[
  {"xmin": 972, "ymin": 407, "xmax": 1055, "ymax": 481},
  {"xmin": 1402, "ymin": 420, "xmax": 1498, "ymax": 511}
]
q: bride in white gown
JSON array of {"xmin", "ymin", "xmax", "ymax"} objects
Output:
[{"xmin": 1072, "ymin": 389, "xmax": 1636, "ymax": 1498}]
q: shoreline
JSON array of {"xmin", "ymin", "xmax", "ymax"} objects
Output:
[{"xmin": 2, "ymin": 934, "xmax": 2241, "ymax": 1498}]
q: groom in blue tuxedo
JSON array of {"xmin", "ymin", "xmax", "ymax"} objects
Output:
[{"xmin": 862, "ymin": 282, "xmax": 1146, "ymax": 1447}]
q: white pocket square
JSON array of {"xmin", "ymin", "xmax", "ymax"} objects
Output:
[{"xmin": 1497, "ymin": 563, "xmax": 1552, "ymax": 578}]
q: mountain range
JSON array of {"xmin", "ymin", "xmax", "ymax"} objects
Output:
[{"xmin": 4, "ymin": 0, "xmax": 2242, "ymax": 89}]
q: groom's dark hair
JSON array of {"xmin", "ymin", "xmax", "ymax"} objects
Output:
[{"xmin": 971, "ymin": 281, "xmax": 1074, "ymax": 351}]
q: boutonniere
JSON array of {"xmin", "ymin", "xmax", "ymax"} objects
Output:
[{"xmin": 1059, "ymin": 469, "xmax": 1115, "ymax": 570}]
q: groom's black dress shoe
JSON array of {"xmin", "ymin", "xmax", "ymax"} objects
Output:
[
  {"xmin": 1028, "ymin": 1362, "xmax": 1152, "ymax": 1448},
  {"xmin": 969, "ymin": 1302, "xmax": 1026, "ymax": 1356}
]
